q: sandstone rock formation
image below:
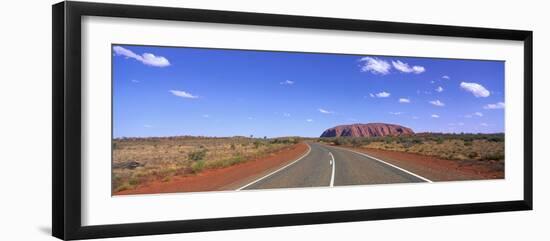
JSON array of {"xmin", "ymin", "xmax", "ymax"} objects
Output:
[{"xmin": 320, "ymin": 123, "xmax": 414, "ymax": 137}]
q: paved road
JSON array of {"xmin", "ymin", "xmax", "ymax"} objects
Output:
[{"xmin": 238, "ymin": 142, "xmax": 429, "ymax": 190}]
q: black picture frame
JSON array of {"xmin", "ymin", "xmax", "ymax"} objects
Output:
[{"xmin": 52, "ymin": 1, "xmax": 533, "ymax": 240}]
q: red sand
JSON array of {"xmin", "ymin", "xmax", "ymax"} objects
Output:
[{"xmin": 115, "ymin": 143, "xmax": 309, "ymax": 195}]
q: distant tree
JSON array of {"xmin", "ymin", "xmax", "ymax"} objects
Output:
[{"xmin": 264, "ymin": 136, "xmax": 267, "ymax": 140}]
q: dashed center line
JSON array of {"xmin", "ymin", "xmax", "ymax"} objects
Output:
[{"xmin": 329, "ymin": 152, "xmax": 335, "ymax": 187}]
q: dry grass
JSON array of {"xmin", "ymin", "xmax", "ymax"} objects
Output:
[
  {"xmin": 318, "ymin": 133, "xmax": 504, "ymax": 162},
  {"xmin": 112, "ymin": 136, "xmax": 298, "ymax": 193},
  {"xmin": 364, "ymin": 139, "xmax": 504, "ymax": 161}
]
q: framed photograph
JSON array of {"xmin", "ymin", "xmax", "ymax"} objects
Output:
[{"xmin": 52, "ymin": 1, "xmax": 533, "ymax": 240}]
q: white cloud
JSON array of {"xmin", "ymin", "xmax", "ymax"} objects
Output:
[
  {"xmin": 429, "ymin": 100, "xmax": 445, "ymax": 107},
  {"xmin": 280, "ymin": 80, "xmax": 294, "ymax": 85},
  {"xmin": 374, "ymin": 91, "xmax": 391, "ymax": 98},
  {"xmin": 460, "ymin": 82, "xmax": 490, "ymax": 97},
  {"xmin": 480, "ymin": 123, "xmax": 489, "ymax": 127},
  {"xmin": 359, "ymin": 57, "xmax": 391, "ymax": 75},
  {"xmin": 306, "ymin": 119, "xmax": 313, "ymax": 122},
  {"xmin": 435, "ymin": 86, "xmax": 444, "ymax": 92},
  {"xmin": 392, "ymin": 60, "xmax": 425, "ymax": 74},
  {"xmin": 458, "ymin": 122, "xmax": 465, "ymax": 126},
  {"xmin": 465, "ymin": 112, "xmax": 483, "ymax": 118},
  {"xmin": 319, "ymin": 108, "xmax": 334, "ymax": 114},
  {"xmin": 143, "ymin": 124, "xmax": 153, "ymax": 128},
  {"xmin": 283, "ymin": 113, "xmax": 291, "ymax": 117},
  {"xmin": 412, "ymin": 116, "xmax": 420, "ymax": 119},
  {"xmin": 389, "ymin": 112, "xmax": 403, "ymax": 115},
  {"xmin": 442, "ymin": 75, "xmax": 450, "ymax": 79},
  {"xmin": 202, "ymin": 114, "xmax": 210, "ymax": 118},
  {"xmin": 113, "ymin": 46, "xmax": 170, "ymax": 67},
  {"xmin": 399, "ymin": 98, "xmax": 410, "ymax": 103},
  {"xmin": 483, "ymin": 102, "xmax": 505, "ymax": 109},
  {"xmin": 169, "ymin": 90, "xmax": 198, "ymax": 99},
  {"xmin": 431, "ymin": 114, "xmax": 440, "ymax": 118},
  {"xmin": 131, "ymin": 79, "xmax": 140, "ymax": 83}
]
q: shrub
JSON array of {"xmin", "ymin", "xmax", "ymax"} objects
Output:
[
  {"xmin": 488, "ymin": 136, "xmax": 504, "ymax": 142},
  {"xmin": 412, "ymin": 139, "xmax": 423, "ymax": 144},
  {"xmin": 128, "ymin": 176, "xmax": 140, "ymax": 186},
  {"xmin": 253, "ymin": 141, "xmax": 263, "ymax": 148},
  {"xmin": 187, "ymin": 149, "xmax": 207, "ymax": 162},
  {"xmin": 481, "ymin": 153, "xmax": 505, "ymax": 161},
  {"xmin": 468, "ymin": 152, "xmax": 479, "ymax": 159},
  {"xmin": 191, "ymin": 160, "xmax": 205, "ymax": 173},
  {"xmin": 333, "ymin": 138, "xmax": 347, "ymax": 146}
]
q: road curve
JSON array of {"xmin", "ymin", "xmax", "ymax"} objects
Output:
[{"xmin": 240, "ymin": 142, "xmax": 427, "ymax": 190}]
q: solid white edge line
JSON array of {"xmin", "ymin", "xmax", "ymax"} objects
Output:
[
  {"xmin": 329, "ymin": 152, "xmax": 335, "ymax": 187},
  {"xmin": 235, "ymin": 143, "xmax": 312, "ymax": 191},
  {"xmin": 331, "ymin": 145, "xmax": 433, "ymax": 183}
]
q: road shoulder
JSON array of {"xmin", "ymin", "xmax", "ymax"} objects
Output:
[
  {"xmin": 115, "ymin": 142, "xmax": 309, "ymax": 195},
  {"xmin": 332, "ymin": 145, "xmax": 504, "ymax": 181}
]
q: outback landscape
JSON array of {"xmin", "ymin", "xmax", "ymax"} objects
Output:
[
  {"xmin": 113, "ymin": 136, "xmax": 303, "ymax": 193},
  {"xmin": 113, "ymin": 123, "xmax": 504, "ymax": 195},
  {"xmin": 112, "ymin": 45, "xmax": 505, "ymax": 195}
]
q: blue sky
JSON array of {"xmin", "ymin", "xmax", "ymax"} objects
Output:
[{"xmin": 112, "ymin": 45, "xmax": 505, "ymax": 138}]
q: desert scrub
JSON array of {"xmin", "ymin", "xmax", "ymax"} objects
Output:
[
  {"xmin": 187, "ymin": 149, "xmax": 207, "ymax": 161},
  {"xmin": 191, "ymin": 160, "xmax": 205, "ymax": 173},
  {"xmin": 112, "ymin": 136, "xmax": 300, "ymax": 193},
  {"xmin": 318, "ymin": 133, "xmax": 504, "ymax": 162}
]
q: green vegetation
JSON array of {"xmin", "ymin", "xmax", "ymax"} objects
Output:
[{"xmin": 187, "ymin": 149, "xmax": 207, "ymax": 162}]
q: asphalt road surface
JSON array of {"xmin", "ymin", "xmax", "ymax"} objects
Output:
[{"xmin": 238, "ymin": 142, "xmax": 431, "ymax": 190}]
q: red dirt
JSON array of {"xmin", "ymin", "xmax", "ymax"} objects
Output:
[
  {"xmin": 115, "ymin": 143, "xmax": 309, "ymax": 195},
  {"xmin": 343, "ymin": 147, "xmax": 504, "ymax": 181}
]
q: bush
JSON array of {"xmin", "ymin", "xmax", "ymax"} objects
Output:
[
  {"xmin": 333, "ymin": 138, "xmax": 348, "ymax": 146},
  {"xmin": 488, "ymin": 136, "xmax": 504, "ymax": 142},
  {"xmin": 187, "ymin": 149, "xmax": 207, "ymax": 162},
  {"xmin": 253, "ymin": 141, "xmax": 263, "ymax": 148},
  {"xmin": 191, "ymin": 160, "xmax": 205, "ymax": 173},
  {"xmin": 481, "ymin": 153, "xmax": 505, "ymax": 161},
  {"xmin": 351, "ymin": 138, "xmax": 362, "ymax": 147},
  {"xmin": 468, "ymin": 152, "xmax": 479, "ymax": 159},
  {"xmin": 128, "ymin": 176, "xmax": 140, "ymax": 186},
  {"xmin": 412, "ymin": 139, "xmax": 423, "ymax": 144}
]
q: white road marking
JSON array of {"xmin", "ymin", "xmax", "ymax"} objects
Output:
[
  {"xmin": 235, "ymin": 144, "xmax": 312, "ymax": 191},
  {"xmin": 329, "ymin": 152, "xmax": 335, "ymax": 187},
  {"xmin": 331, "ymin": 146, "xmax": 433, "ymax": 183}
]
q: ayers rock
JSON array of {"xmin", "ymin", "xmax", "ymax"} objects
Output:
[{"xmin": 320, "ymin": 123, "xmax": 414, "ymax": 137}]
